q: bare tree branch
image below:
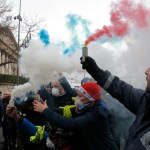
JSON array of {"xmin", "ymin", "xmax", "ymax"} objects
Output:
[
  {"xmin": 0, "ymin": 0, "xmax": 13, "ymax": 27},
  {"xmin": 22, "ymin": 14, "xmax": 46, "ymax": 34},
  {"xmin": 19, "ymin": 14, "xmax": 46, "ymax": 47}
]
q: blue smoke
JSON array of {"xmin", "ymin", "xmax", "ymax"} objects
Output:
[
  {"xmin": 61, "ymin": 13, "xmax": 91, "ymax": 55},
  {"xmin": 39, "ymin": 29, "xmax": 50, "ymax": 46}
]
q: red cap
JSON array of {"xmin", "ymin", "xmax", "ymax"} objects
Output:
[{"xmin": 78, "ymin": 82, "xmax": 101, "ymax": 101}]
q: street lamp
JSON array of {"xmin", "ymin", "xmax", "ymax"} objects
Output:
[{"xmin": 14, "ymin": 0, "xmax": 22, "ymax": 85}]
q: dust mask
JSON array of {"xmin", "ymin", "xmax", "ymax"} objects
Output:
[
  {"xmin": 52, "ymin": 88, "xmax": 60, "ymax": 97},
  {"xmin": 74, "ymin": 99, "xmax": 84, "ymax": 109}
]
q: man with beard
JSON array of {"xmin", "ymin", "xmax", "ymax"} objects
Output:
[{"xmin": 80, "ymin": 56, "xmax": 150, "ymax": 150}]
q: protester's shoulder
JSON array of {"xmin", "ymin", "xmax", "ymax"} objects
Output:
[
  {"xmin": 90, "ymin": 103, "xmax": 110, "ymax": 118},
  {"xmin": 132, "ymin": 88, "xmax": 149, "ymax": 102},
  {"xmin": 140, "ymin": 90, "xmax": 150, "ymax": 104},
  {"xmin": 133, "ymin": 88, "xmax": 146, "ymax": 94}
]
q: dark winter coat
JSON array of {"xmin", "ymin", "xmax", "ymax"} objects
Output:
[
  {"xmin": 42, "ymin": 101, "xmax": 118, "ymax": 150},
  {"xmin": 97, "ymin": 70, "xmax": 150, "ymax": 150},
  {"xmin": 0, "ymin": 98, "xmax": 3, "ymax": 126},
  {"xmin": 59, "ymin": 76, "xmax": 77, "ymax": 98}
]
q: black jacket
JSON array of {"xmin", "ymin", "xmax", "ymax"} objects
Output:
[
  {"xmin": 97, "ymin": 70, "xmax": 150, "ymax": 150},
  {"xmin": 42, "ymin": 101, "xmax": 118, "ymax": 150},
  {"xmin": 0, "ymin": 98, "xmax": 3, "ymax": 126}
]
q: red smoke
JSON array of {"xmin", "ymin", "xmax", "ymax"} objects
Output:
[{"xmin": 85, "ymin": 0, "xmax": 150, "ymax": 46}]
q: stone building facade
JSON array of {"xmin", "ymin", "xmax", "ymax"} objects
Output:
[{"xmin": 0, "ymin": 26, "xmax": 18, "ymax": 91}]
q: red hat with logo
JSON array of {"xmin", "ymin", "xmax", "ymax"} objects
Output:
[{"xmin": 78, "ymin": 82, "xmax": 101, "ymax": 101}]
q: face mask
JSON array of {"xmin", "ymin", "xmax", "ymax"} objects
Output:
[
  {"xmin": 74, "ymin": 99, "xmax": 84, "ymax": 109},
  {"xmin": 51, "ymin": 88, "xmax": 60, "ymax": 97}
]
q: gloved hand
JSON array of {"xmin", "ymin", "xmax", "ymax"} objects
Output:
[{"xmin": 80, "ymin": 56, "xmax": 103, "ymax": 81}]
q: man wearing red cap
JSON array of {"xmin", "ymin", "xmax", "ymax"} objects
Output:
[
  {"xmin": 33, "ymin": 82, "xmax": 118, "ymax": 150},
  {"xmin": 80, "ymin": 56, "xmax": 150, "ymax": 150}
]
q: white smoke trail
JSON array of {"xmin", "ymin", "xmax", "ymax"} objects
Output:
[{"xmin": 11, "ymin": 40, "xmax": 82, "ymax": 98}]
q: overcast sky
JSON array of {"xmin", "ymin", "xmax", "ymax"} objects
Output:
[{"xmin": 9, "ymin": 0, "xmax": 114, "ymax": 41}]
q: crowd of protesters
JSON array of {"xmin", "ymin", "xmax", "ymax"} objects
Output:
[{"xmin": 0, "ymin": 54, "xmax": 149, "ymax": 150}]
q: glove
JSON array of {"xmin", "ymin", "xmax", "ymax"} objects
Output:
[{"xmin": 80, "ymin": 56, "xmax": 103, "ymax": 81}]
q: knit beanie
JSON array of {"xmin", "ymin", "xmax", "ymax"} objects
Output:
[{"xmin": 78, "ymin": 82, "xmax": 101, "ymax": 101}]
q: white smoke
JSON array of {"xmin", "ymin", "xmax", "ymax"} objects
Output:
[
  {"xmin": 11, "ymin": 40, "xmax": 82, "ymax": 98},
  {"xmin": 12, "ymin": 82, "xmax": 33, "ymax": 98}
]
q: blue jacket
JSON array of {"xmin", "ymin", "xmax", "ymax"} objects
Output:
[
  {"xmin": 17, "ymin": 117, "xmax": 48, "ymax": 142},
  {"xmin": 97, "ymin": 70, "xmax": 150, "ymax": 150},
  {"xmin": 42, "ymin": 101, "xmax": 118, "ymax": 150}
]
